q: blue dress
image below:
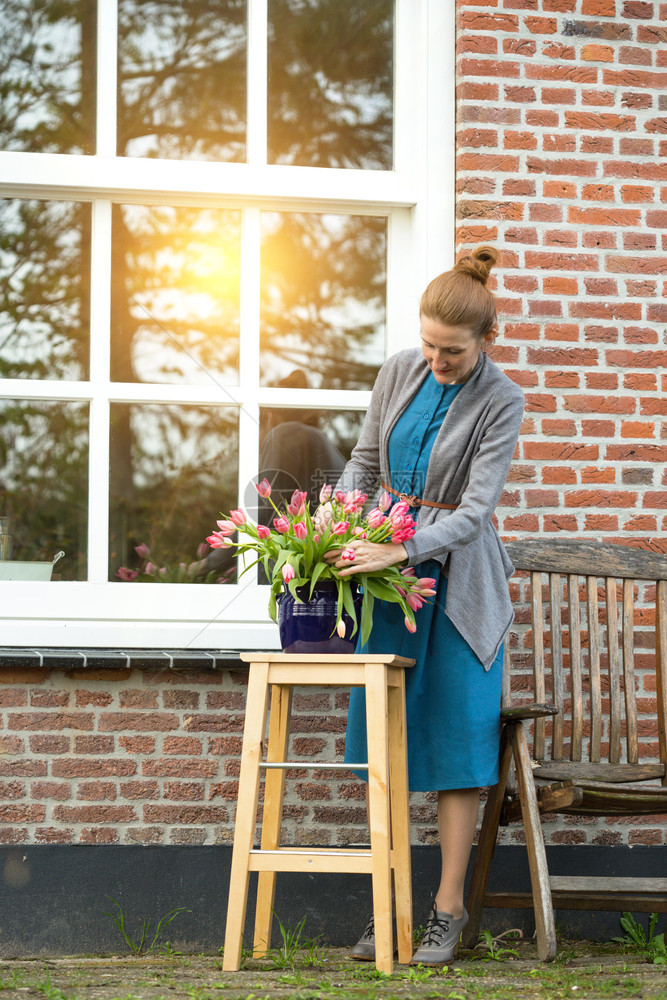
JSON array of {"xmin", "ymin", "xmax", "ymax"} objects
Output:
[{"xmin": 344, "ymin": 373, "xmax": 503, "ymax": 792}]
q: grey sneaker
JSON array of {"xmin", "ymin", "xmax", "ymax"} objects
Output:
[
  {"xmin": 410, "ymin": 904, "xmax": 468, "ymax": 966},
  {"xmin": 349, "ymin": 915, "xmax": 375, "ymax": 961}
]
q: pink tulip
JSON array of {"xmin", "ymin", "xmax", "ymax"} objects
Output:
[
  {"xmin": 287, "ymin": 490, "xmax": 308, "ymax": 515},
  {"xmin": 367, "ymin": 508, "xmax": 386, "ymax": 529},
  {"xmin": 282, "ymin": 563, "xmax": 295, "ymax": 583},
  {"xmin": 196, "ymin": 541, "xmax": 210, "ymax": 559},
  {"xmin": 216, "ymin": 519, "xmax": 236, "ymax": 535},
  {"xmin": 256, "ymin": 525, "xmax": 270, "ymax": 540},
  {"xmin": 313, "ymin": 534, "xmax": 320, "ymax": 543},
  {"xmin": 379, "ymin": 491, "xmax": 392, "ymax": 511},
  {"xmin": 400, "ymin": 566, "xmax": 416, "ymax": 577},
  {"xmin": 407, "ymin": 593, "xmax": 424, "ymax": 611},
  {"xmin": 332, "ymin": 521, "xmax": 350, "ymax": 535},
  {"xmin": 273, "ymin": 516, "xmax": 290, "ymax": 534},
  {"xmin": 116, "ymin": 567, "xmax": 139, "ymax": 581},
  {"xmin": 293, "ymin": 521, "xmax": 307, "ymax": 540},
  {"xmin": 395, "ymin": 584, "xmax": 407, "ymax": 598},
  {"xmin": 389, "ymin": 501, "xmax": 411, "ymax": 522},
  {"xmin": 255, "ymin": 478, "xmax": 272, "ymax": 498},
  {"xmin": 341, "ymin": 547, "xmax": 356, "ymax": 562},
  {"xmin": 335, "ymin": 490, "xmax": 346, "ymax": 503},
  {"xmin": 319, "ymin": 484, "xmax": 333, "ymax": 504},
  {"xmin": 417, "ymin": 577, "xmax": 437, "ymax": 589},
  {"xmin": 391, "ymin": 526, "xmax": 416, "ymax": 544},
  {"xmin": 352, "ymin": 527, "xmax": 366, "ymax": 538},
  {"xmin": 207, "ymin": 532, "xmax": 231, "ymax": 549},
  {"xmin": 144, "ymin": 562, "xmax": 157, "ymax": 576},
  {"xmin": 134, "ymin": 543, "xmax": 150, "ymax": 559},
  {"xmin": 229, "ymin": 509, "xmax": 246, "ymax": 527},
  {"xmin": 404, "ymin": 616, "xmax": 417, "ymax": 634},
  {"xmin": 336, "ymin": 619, "xmax": 347, "ymax": 638}
]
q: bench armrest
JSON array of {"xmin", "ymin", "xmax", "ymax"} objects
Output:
[{"xmin": 501, "ymin": 702, "xmax": 559, "ymax": 721}]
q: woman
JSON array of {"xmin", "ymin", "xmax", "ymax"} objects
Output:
[{"xmin": 322, "ymin": 246, "xmax": 524, "ymax": 965}]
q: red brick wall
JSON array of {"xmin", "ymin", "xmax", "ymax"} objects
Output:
[{"xmin": 457, "ymin": 0, "xmax": 666, "ymax": 548}]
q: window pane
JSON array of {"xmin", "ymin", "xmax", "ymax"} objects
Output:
[
  {"xmin": 111, "ymin": 205, "xmax": 241, "ymax": 385},
  {"xmin": 253, "ymin": 405, "xmax": 363, "ymax": 516},
  {"xmin": 0, "ymin": 0, "xmax": 96, "ymax": 154},
  {"xmin": 0, "ymin": 199, "xmax": 90, "ymax": 381},
  {"xmin": 118, "ymin": 0, "xmax": 247, "ymax": 161},
  {"xmin": 268, "ymin": 0, "xmax": 394, "ymax": 169},
  {"xmin": 109, "ymin": 403, "xmax": 239, "ymax": 582},
  {"xmin": 260, "ymin": 212, "xmax": 386, "ymax": 390},
  {"xmin": 0, "ymin": 400, "xmax": 88, "ymax": 581}
]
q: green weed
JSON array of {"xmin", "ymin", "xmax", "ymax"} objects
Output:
[
  {"xmin": 613, "ymin": 912, "xmax": 667, "ymax": 965},
  {"xmin": 103, "ymin": 896, "xmax": 191, "ymax": 955},
  {"xmin": 474, "ymin": 928, "xmax": 520, "ymax": 962},
  {"xmin": 402, "ymin": 963, "xmax": 435, "ymax": 982}
]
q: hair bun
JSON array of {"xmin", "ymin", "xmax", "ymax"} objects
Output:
[{"xmin": 453, "ymin": 245, "xmax": 499, "ymax": 285}]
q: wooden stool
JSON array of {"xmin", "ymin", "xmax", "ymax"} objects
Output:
[{"xmin": 222, "ymin": 652, "xmax": 415, "ymax": 974}]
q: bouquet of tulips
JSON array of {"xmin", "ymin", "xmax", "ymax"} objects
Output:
[{"xmin": 207, "ymin": 481, "xmax": 436, "ymax": 647}]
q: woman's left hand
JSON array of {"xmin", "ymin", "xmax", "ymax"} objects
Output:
[{"xmin": 325, "ymin": 540, "xmax": 408, "ymax": 576}]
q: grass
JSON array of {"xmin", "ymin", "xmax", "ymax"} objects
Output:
[{"xmin": 1, "ymin": 932, "xmax": 667, "ymax": 1000}]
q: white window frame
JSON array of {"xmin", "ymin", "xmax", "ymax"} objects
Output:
[{"xmin": 0, "ymin": 0, "xmax": 454, "ymax": 648}]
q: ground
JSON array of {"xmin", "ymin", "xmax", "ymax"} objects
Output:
[{"xmin": 0, "ymin": 940, "xmax": 666, "ymax": 1000}]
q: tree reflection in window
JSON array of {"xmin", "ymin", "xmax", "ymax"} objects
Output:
[
  {"xmin": 260, "ymin": 212, "xmax": 386, "ymax": 390},
  {"xmin": 0, "ymin": 400, "xmax": 88, "ymax": 580},
  {"xmin": 268, "ymin": 0, "xmax": 394, "ymax": 169},
  {"xmin": 0, "ymin": 199, "xmax": 90, "ymax": 381},
  {"xmin": 0, "ymin": 0, "xmax": 96, "ymax": 155},
  {"xmin": 109, "ymin": 403, "xmax": 239, "ymax": 581},
  {"xmin": 117, "ymin": 0, "xmax": 247, "ymax": 161},
  {"xmin": 110, "ymin": 204, "xmax": 241, "ymax": 385}
]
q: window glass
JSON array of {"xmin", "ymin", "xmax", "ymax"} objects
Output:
[
  {"xmin": 110, "ymin": 205, "xmax": 241, "ymax": 385},
  {"xmin": 109, "ymin": 403, "xmax": 239, "ymax": 582},
  {"xmin": 0, "ymin": 0, "xmax": 96, "ymax": 155},
  {"xmin": 0, "ymin": 199, "xmax": 90, "ymax": 381},
  {"xmin": 0, "ymin": 399, "xmax": 88, "ymax": 580},
  {"xmin": 267, "ymin": 0, "xmax": 394, "ymax": 169},
  {"xmin": 253, "ymin": 405, "xmax": 364, "ymax": 517},
  {"xmin": 117, "ymin": 0, "xmax": 247, "ymax": 161},
  {"xmin": 260, "ymin": 212, "xmax": 386, "ymax": 390}
]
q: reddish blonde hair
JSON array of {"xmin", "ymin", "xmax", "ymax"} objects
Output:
[{"xmin": 419, "ymin": 246, "xmax": 499, "ymax": 340}]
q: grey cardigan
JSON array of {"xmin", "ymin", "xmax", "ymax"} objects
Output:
[{"xmin": 336, "ymin": 348, "xmax": 525, "ymax": 669}]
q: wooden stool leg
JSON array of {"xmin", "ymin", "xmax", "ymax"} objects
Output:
[
  {"xmin": 253, "ymin": 683, "xmax": 293, "ymax": 956},
  {"xmin": 463, "ymin": 725, "xmax": 513, "ymax": 949},
  {"xmin": 365, "ymin": 663, "xmax": 394, "ymax": 974},
  {"xmin": 511, "ymin": 721, "xmax": 557, "ymax": 962},
  {"xmin": 388, "ymin": 671, "xmax": 412, "ymax": 964},
  {"xmin": 222, "ymin": 662, "xmax": 271, "ymax": 971}
]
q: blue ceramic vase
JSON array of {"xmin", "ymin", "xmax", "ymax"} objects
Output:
[{"xmin": 277, "ymin": 581, "xmax": 362, "ymax": 654}]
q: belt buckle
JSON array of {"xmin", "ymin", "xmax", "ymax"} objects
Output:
[{"xmin": 399, "ymin": 492, "xmax": 420, "ymax": 508}]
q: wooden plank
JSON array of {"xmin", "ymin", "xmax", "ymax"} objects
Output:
[
  {"xmin": 550, "ymin": 573, "xmax": 564, "ymax": 760},
  {"xmin": 502, "ymin": 783, "xmax": 583, "ymax": 824},
  {"xmin": 241, "ymin": 653, "xmax": 416, "ymax": 666},
  {"xmin": 574, "ymin": 786, "xmax": 667, "ymax": 814},
  {"xmin": 510, "ymin": 722, "xmax": 557, "ymax": 961},
  {"xmin": 606, "ymin": 578, "xmax": 622, "ymax": 765},
  {"xmin": 532, "ymin": 572, "xmax": 546, "ymax": 761},
  {"xmin": 260, "ymin": 761, "xmax": 369, "ymax": 771},
  {"xmin": 387, "ymin": 671, "xmax": 413, "ymax": 965},
  {"xmin": 482, "ymin": 891, "xmax": 667, "ymax": 913},
  {"xmin": 222, "ymin": 661, "xmax": 271, "ymax": 972},
  {"xmin": 622, "ymin": 579, "xmax": 639, "ymax": 766},
  {"xmin": 501, "ymin": 641, "xmax": 511, "ymax": 711},
  {"xmin": 587, "ymin": 576, "xmax": 602, "ymax": 764},
  {"xmin": 501, "ymin": 703, "xmax": 559, "ymax": 721},
  {"xmin": 568, "ymin": 575, "xmax": 583, "ymax": 762},
  {"xmin": 254, "ymin": 683, "xmax": 293, "ymax": 956},
  {"xmin": 248, "ymin": 851, "xmax": 374, "ymax": 874},
  {"xmin": 533, "ymin": 761, "xmax": 665, "ymax": 782},
  {"xmin": 550, "ymin": 876, "xmax": 667, "ymax": 893},
  {"xmin": 657, "ymin": 580, "xmax": 667, "ymax": 788},
  {"xmin": 505, "ymin": 539, "xmax": 667, "ymax": 581},
  {"xmin": 364, "ymin": 661, "xmax": 394, "ymax": 974}
]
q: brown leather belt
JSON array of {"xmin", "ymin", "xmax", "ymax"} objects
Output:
[{"xmin": 381, "ymin": 481, "xmax": 459, "ymax": 511}]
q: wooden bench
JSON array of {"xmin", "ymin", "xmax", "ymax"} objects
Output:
[{"xmin": 463, "ymin": 539, "xmax": 667, "ymax": 961}]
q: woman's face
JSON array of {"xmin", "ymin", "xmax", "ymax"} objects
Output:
[{"xmin": 420, "ymin": 316, "xmax": 494, "ymax": 385}]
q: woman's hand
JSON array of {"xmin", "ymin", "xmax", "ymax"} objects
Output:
[{"xmin": 325, "ymin": 540, "xmax": 408, "ymax": 576}]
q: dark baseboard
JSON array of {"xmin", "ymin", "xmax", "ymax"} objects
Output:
[{"xmin": 0, "ymin": 844, "xmax": 660, "ymax": 957}]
